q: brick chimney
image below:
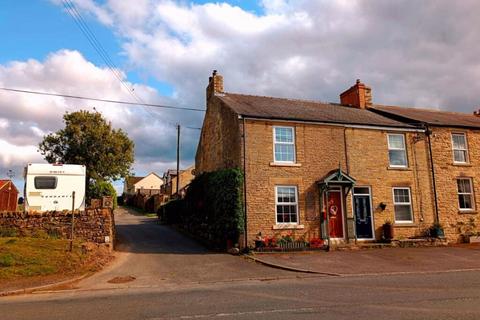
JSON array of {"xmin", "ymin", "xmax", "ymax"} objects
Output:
[
  {"xmin": 206, "ymin": 70, "xmax": 224, "ymax": 99},
  {"xmin": 340, "ymin": 79, "xmax": 372, "ymax": 109}
]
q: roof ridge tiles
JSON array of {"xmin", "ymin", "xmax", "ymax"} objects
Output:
[
  {"xmin": 373, "ymin": 104, "xmax": 476, "ymax": 116},
  {"xmin": 218, "ymin": 92, "xmax": 416, "ymax": 129},
  {"xmin": 224, "ymin": 91, "xmax": 342, "ymax": 107}
]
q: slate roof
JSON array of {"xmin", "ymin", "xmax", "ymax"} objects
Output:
[
  {"xmin": 126, "ymin": 176, "xmax": 144, "ymax": 186},
  {"xmin": 217, "ymin": 93, "xmax": 414, "ymax": 128},
  {"xmin": 372, "ymin": 105, "xmax": 480, "ymax": 129}
]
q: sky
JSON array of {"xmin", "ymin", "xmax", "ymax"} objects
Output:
[{"xmin": 1, "ymin": 0, "xmax": 480, "ymax": 194}]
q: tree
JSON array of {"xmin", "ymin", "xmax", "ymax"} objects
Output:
[
  {"xmin": 89, "ymin": 180, "xmax": 118, "ymax": 209},
  {"xmin": 39, "ymin": 110, "xmax": 134, "ymax": 193}
]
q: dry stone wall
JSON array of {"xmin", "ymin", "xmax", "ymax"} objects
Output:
[{"xmin": 0, "ymin": 208, "xmax": 115, "ymax": 247}]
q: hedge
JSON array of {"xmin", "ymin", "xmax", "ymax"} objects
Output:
[{"xmin": 159, "ymin": 168, "xmax": 244, "ymax": 249}]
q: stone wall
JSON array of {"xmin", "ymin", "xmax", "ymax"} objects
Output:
[
  {"xmin": 430, "ymin": 127, "xmax": 480, "ymax": 242},
  {"xmin": 0, "ymin": 208, "xmax": 115, "ymax": 247},
  {"xmin": 242, "ymin": 120, "xmax": 435, "ymax": 245},
  {"xmin": 195, "ymin": 95, "xmax": 242, "ymax": 174}
]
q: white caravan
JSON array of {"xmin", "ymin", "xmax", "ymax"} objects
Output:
[{"xmin": 24, "ymin": 163, "xmax": 86, "ymax": 212}]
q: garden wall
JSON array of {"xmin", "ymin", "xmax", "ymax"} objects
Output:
[{"xmin": 0, "ymin": 208, "xmax": 115, "ymax": 248}]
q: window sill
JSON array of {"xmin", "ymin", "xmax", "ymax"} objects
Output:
[
  {"xmin": 452, "ymin": 163, "xmax": 472, "ymax": 167},
  {"xmin": 270, "ymin": 162, "xmax": 302, "ymax": 167},
  {"xmin": 387, "ymin": 166, "xmax": 411, "ymax": 171},
  {"xmin": 393, "ymin": 223, "xmax": 417, "ymax": 227},
  {"xmin": 272, "ymin": 224, "xmax": 305, "ymax": 230},
  {"xmin": 459, "ymin": 210, "xmax": 477, "ymax": 215}
]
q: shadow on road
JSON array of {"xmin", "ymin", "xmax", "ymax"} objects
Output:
[{"xmin": 114, "ymin": 208, "xmax": 212, "ymax": 255}]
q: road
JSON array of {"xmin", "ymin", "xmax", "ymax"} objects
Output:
[{"xmin": 2, "ymin": 207, "xmax": 480, "ymax": 319}]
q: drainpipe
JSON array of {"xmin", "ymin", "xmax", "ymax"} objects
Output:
[
  {"xmin": 242, "ymin": 117, "xmax": 248, "ymax": 250},
  {"xmin": 343, "ymin": 127, "xmax": 349, "ymax": 174},
  {"xmin": 426, "ymin": 125, "xmax": 440, "ymax": 223}
]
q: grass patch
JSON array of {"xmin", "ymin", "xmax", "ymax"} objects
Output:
[
  {"xmin": 144, "ymin": 213, "xmax": 157, "ymax": 218},
  {"xmin": 0, "ymin": 227, "xmax": 17, "ymax": 237},
  {"xmin": 0, "ymin": 237, "xmax": 104, "ymax": 280},
  {"xmin": 123, "ymin": 205, "xmax": 157, "ymax": 218}
]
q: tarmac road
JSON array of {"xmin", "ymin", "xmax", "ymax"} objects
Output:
[
  {"xmin": 77, "ymin": 207, "xmax": 297, "ymax": 290},
  {"xmin": 3, "ymin": 269, "xmax": 480, "ymax": 320},
  {"xmin": 2, "ymin": 207, "xmax": 480, "ymax": 319}
]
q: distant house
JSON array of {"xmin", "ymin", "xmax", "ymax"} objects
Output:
[
  {"xmin": 123, "ymin": 172, "xmax": 163, "ymax": 196},
  {"xmin": 162, "ymin": 166, "xmax": 195, "ymax": 198},
  {"xmin": 0, "ymin": 180, "xmax": 19, "ymax": 211}
]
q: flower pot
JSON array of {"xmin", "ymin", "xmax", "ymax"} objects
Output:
[
  {"xmin": 254, "ymin": 240, "xmax": 264, "ymax": 249},
  {"xmin": 383, "ymin": 223, "xmax": 394, "ymax": 242},
  {"xmin": 432, "ymin": 226, "xmax": 445, "ymax": 238},
  {"xmin": 469, "ymin": 236, "xmax": 480, "ymax": 244}
]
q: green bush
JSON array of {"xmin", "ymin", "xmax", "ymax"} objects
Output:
[
  {"xmin": 0, "ymin": 227, "xmax": 17, "ymax": 237},
  {"xmin": 0, "ymin": 253, "xmax": 15, "ymax": 267},
  {"xmin": 159, "ymin": 199, "xmax": 185, "ymax": 224},
  {"xmin": 88, "ymin": 180, "xmax": 118, "ymax": 209},
  {"xmin": 159, "ymin": 168, "xmax": 244, "ymax": 249}
]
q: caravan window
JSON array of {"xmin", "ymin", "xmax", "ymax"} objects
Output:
[{"xmin": 34, "ymin": 176, "xmax": 57, "ymax": 189}]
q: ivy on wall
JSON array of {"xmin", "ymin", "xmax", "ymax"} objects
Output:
[{"xmin": 159, "ymin": 168, "xmax": 244, "ymax": 249}]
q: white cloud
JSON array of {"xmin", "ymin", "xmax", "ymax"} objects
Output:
[
  {"xmin": 0, "ymin": 49, "xmax": 199, "ymax": 185},
  {"xmin": 65, "ymin": 0, "xmax": 480, "ymax": 113},
  {"xmin": 5, "ymin": 0, "xmax": 480, "ymax": 190}
]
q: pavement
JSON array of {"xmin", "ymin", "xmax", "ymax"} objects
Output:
[{"xmin": 250, "ymin": 244, "xmax": 480, "ymax": 276}]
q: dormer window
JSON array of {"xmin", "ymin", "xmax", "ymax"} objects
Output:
[{"xmin": 273, "ymin": 126, "xmax": 295, "ymax": 163}]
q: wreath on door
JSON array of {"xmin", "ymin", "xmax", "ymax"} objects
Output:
[{"xmin": 329, "ymin": 205, "xmax": 338, "ymax": 218}]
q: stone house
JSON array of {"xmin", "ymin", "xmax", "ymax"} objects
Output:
[
  {"xmin": 123, "ymin": 172, "xmax": 163, "ymax": 196},
  {"xmin": 371, "ymin": 106, "xmax": 480, "ymax": 242},
  {"xmin": 196, "ymin": 71, "xmax": 442, "ymax": 247},
  {"xmin": 161, "ymin": 166, "xmax": 196, "ymax": 199}
]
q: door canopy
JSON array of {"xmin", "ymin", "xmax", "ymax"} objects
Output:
[{"xmin": 317, "ymin": 169, "xmax": 356, "ymax": 192}]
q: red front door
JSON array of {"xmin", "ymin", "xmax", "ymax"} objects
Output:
[{"xmin": 328, "ymin": 191, "xmax": 344, "ymax": 238}]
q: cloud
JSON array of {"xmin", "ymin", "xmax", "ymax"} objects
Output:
[
  {"xmin": 5, "ymin": 0, "xmax": 480, "ymax": 192},
  {"xmin": 0, "ymin": 49, "xmax": 200, "ymax": 190},
  {"xmin": 66, "ymin": 0, "xmax": 480, "ymax": 113}
]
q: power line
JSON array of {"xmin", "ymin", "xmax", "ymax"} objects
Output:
[
  {"xmin": 62, "ymin": 0, "xmax": 145, "ymax": 104},
  {"xmin": 0, "ymin": 87, "xmax": 206, "ymax": 112},
  {"xmin": 61, "ymin": 0, "xmax": 187, "ymax": 129}
]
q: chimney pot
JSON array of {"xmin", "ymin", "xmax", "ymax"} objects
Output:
[
  {"xmin": 206, "ymin": 70, "xmax": 224, "ymax": 102},
  {"xmin": 340, "ymin": 79, "xmax": 372, "ymax": 109}
]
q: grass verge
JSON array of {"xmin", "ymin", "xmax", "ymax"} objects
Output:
[{"xmin": 0, "ymin": 237, "xmax": 112, "ymax": 291}]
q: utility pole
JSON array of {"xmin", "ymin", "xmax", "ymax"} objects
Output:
[
  {"xmin": 176, "ymin": 124, "xmax": 180, "ymax": 197},
  {"xmin": 6, "ymin": 170, "xmax": 14, "ymax": 211},
  {"xmin": 69, "ymin": 191, "xmax": 76, "ymax": 252}
]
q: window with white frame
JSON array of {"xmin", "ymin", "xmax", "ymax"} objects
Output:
[
  {"xmin": 392, "ymin": 188, "xmax": 413, "ymax": 223},
  {"xmin": 457, "ymin": 178, "xmax": 474, "ymax": 210},
  {"xmin": 273, "ymin": 127, "xmax": 295, "ymax": 163},
  {"xmin": 275, "ymin": 186, "xmax": 298, "ymax": 224},
  {"xmin": 387, "ymin": 134, "xmax": 408, "ymax": 167},
  {"xmin": 452, "ymin": 133, "xmax": 468, "ymax": 164}
]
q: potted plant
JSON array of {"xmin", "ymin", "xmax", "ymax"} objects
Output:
[
  {"xmin": 430, "ymin": 222, "xmax": 445, "ymax": 238},
  {"xmin": 254, "ymin": 232, "xmax": 265, "ymax": 249},
  {"xmin": 382, "ymin": 220, "xmax": 394, "ymax": 242}
]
